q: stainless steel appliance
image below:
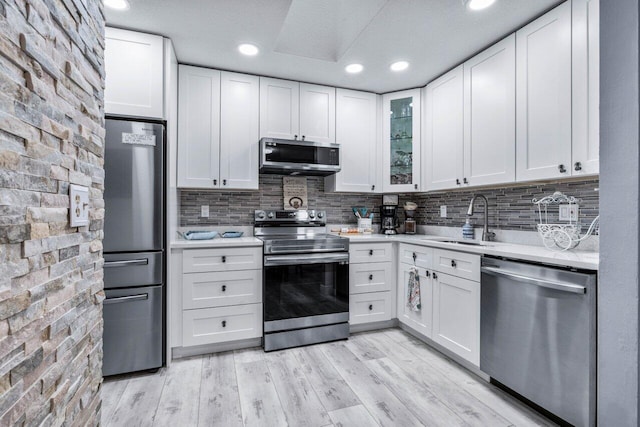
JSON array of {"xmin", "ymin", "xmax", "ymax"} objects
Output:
[
  {"xmin": 102, "ymin": 118, "xmax": 165, "ymax": 376},
  {"xmin": 255, "ymin": 209, "xmax": 349, "ymax": 351},
  {"xmin": 380, "ymin": 205, "xmax": 399, "ymax": 235},
  {"xmin": 259, "ymin": 137, "xmax": 341, "ymax": 176},
  {"xmin": 481, "ymin": 257, "xmax": 597, "ymax": 426}
]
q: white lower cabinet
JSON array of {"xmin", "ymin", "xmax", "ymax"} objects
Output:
[
  {"xmin": 182, "ymin": 304, "xmax": 262, "ymax": 347},
  {"xmin": 348, "ymin": 243, "xmax": 394, "ymax": 326},
  {"xmin": 397, "ymin": 262, "xmax": 433, "ymax": 338},
  {"xmin": 177, "ymin": 247, "xmax": 263, "ymax": 350},
  {"xmin": 432, "ymin": 272, "xmax": 480, "ymax": 366}
]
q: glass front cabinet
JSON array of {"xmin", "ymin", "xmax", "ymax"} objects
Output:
[{"xmin": 382, "ymin": 89, "xmax": 421, "ymax": 192}]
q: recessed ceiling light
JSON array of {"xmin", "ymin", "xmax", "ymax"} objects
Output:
[
  {"xmin": 345, "ymin": 64, "xmax": 363, "ymax": 74},
  {"xmin": 103, "ymin": 0, "xmax": 129, "ymax": 11},
  {"xmin": 465, "ymin": 0, "xmax": 496, "ymax": 11},
  {"xmin": 238, "ymin": 43, "xmax": 259, "ymax": 56},
  {"xmin": 390, "ymin": 61, "xmax": 409, "ymax": 72}
]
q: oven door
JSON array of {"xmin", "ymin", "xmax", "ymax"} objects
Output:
[{"xmin": 263, "ymin": 252, "xmax": 349, "ymax": 332}]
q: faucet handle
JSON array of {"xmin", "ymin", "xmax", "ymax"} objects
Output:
[{"xmin": 484, "ymin": 231, "xmax": 496, "ymax": 242}]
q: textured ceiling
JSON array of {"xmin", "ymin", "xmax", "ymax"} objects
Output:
[{"xmin": 106, "ymin": 0, "xmax": 564, "ymax": 93}]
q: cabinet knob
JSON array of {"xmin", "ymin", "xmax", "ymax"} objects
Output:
[
  {"xmin": 294, "ymin": 135, "xmax": 298, "ymax": 140},
  {"xmin": 223, "ymin": 179, "xmax": 227, "ymax": 186},
  {"xmin": 412, "ymin": 252, "xmax": 417, "ymax": 262},
  {"xmin": 302, "ymin": 135, "xmax": 306, "ymax": 141},
  {"xmin": 426, "ymin": 270, "xmax": 431, "ymax": 278},
  {"xmin": 414, "ymin": 184, "xmax": 418, "ymax": 190},
  {"xmin": 222, "ymin": 256, "xmax": 226, "ymax": 263},
  {"xmin": 368, "ymin": 304, "xmax": 373, "ymax": 311},
  {"xmin": 222, "ymin": 320, "xmax": 227, "ymax": 328},
  {"xmin": 433, "ymin": 272, "xmax": 438, "ymax": 279},
  {"xmin": 371, "ymin": 185, "xmax": 375, "ymax": 191},
  {"xmin": 456, "ymin": 178, "xmax": 461, "ymax": 185},
  {"xmin": 369, "ymin": 274, "xmax": 373, "ymax": 281},
  {"xmin": 222, "ymin": 285, "xmax": 226, "ymax": 292},
  {"xmin": 574, "ymin": 162, "xmax": 582, "ymax": 171},
  {"xmin": 451, "ymin": 260, "xmax": 457, "ymax": 268},
  {"xmin": 213, "ymin": 179, "xmax": 217, "ymax": 186},
  {"xmin": 369, "ymin": 250, "xmax": 373, "ymax": 256},
  {"xmin": 463, "ymin": 178, "xmax": 468, "ymax": 184},
  {"xmin": 558, "ymin": 164, "xmax": 567, "ymax": 173}
]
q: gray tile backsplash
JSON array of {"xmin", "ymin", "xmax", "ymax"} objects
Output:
[{"xmin": 180, "ymin": 175, "xmax": 599, "ymax": 233}]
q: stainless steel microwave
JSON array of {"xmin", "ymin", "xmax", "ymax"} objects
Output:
[{"xmin": 259, "ymin": 137, "xmax": 341, "ymax": 176}]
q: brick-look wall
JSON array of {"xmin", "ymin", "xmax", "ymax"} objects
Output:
[
  {"xmin": 0, "ymin": 0, "xmax": 105, "ymax": 425},
  {"xmin": 180, "ymin": 175, "xmax": 599, "ymax": 232}
]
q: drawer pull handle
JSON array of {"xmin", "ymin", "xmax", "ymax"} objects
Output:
[
  {"xmin": 558, "ymin": 164, "xmax": 567, "ymax": 173},
  {"xmin": 456, "ymin": 178, "xmax": 461, "ymax": 185},
  {"xmin": 369, "ymin": 250, "xmax": 373, "ymax": 256},
  {"xmin": 222, "ymin": 285, "xmax": 226, "ymax": 292},
  {"xmin": 371, "ymin": 185, "xmax": 375, "ymax": 191},
  {"xmin": 213, "ymin": 179, "xmax": 217, "ymax": 186},
  {"xmin": 222, "ymin": 256, "xmax": 226, "ymax": 263},
  {"xmin": 223, "ymin": 179, "xmax": 227, "ymax": 186},
  {"xmin": 368, "ymin": 304, "xmax": 373, "ymax": 311},
  {"xmin": 369, "ymin": 274, "xmax": 373, "ymax": 281},
  {"xmin": 222, "ymin": 320, "xmax": 227, "ymax": 328},
  {"xmin": 574, "ymin": 161, "xmax": 582, "ymax": 171},
  {"xmin": 433, "ymin": 272, "xmax": 438, "ymax": 279},
  {"xmin": 451, "ymin": 260, "xmax": 457, "ymax": 268},
  {"xmin": 426, "ymin": 270, "xmax": 431, "ymax": 278},
  {"xmin": 412, "ymin": 252, "xmax": 417, "ymax": 263}
]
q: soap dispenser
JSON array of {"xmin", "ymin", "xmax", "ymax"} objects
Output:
[{"xmin": 462, "ymin": 218, "xmax": 474, "ymax": 240}]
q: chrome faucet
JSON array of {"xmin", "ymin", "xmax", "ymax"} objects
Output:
[{"xmin": 467, "ymin": 194, "xmax": 495, "ymax": 241}]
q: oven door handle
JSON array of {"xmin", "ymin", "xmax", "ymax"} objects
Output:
[{"xmin": 264, "ymin": 253, "xmax": 349, "ymax": 266}]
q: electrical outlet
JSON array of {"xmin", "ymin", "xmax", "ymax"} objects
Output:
[
  {"xmin": 201, "ymin": 205, "xmax": 209, "ymax": 218},
  {"xmin": 69, "ymin": 184, "xmax": 89, "ymax": 227},
  {"xmin": 559, "ymin": 204, "xmax": 579, "ymax": 221},
  {"xmin": 440, "ymin": 205, "xmax": 447, "ymax": 218}
]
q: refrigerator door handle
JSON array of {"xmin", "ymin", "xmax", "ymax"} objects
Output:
[
  {"xmin": 104, "ymin": 259, "xmax": 149, "ymax": 268},
  {"xmin": 104, "ymin": 293, "xmax": 149, "ymax": 305}
]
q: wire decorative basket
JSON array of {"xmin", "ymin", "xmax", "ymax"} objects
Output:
[{"xmin": 532, "ymin": 191, "xmax": 599, "ymax": 251}]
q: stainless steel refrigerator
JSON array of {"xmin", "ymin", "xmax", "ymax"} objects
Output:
[{"xmin": 102, "ymin": 118, "xmax": 165, "ymax": 376}]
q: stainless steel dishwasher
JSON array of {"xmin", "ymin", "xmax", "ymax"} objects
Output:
[{"xmin": 480, "ymin": 257, "xmax": 597, "ymax": 427}]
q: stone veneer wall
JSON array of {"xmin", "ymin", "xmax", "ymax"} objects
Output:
[
  {"xmin": 0, "ymin": 0, "xmax": 105, "ymax": 425},
  {"xmin": 180, "ymin": 175, "xmax": 599, "ymax": 232}
]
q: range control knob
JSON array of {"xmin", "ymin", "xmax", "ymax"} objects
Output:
[
  {"xmin": 317, "ymin": 212, "xmax": 324, "ymax": 219},
  {"xmin": 309, "ymin": 211, "xmax": 316, "ymax": 219},
  {"xmin": 257, "ymin": 211, "xmax": 266, "ymax": 219},
  {"xmin": 267, "ymin": 212, "xmax": 274, "ymax": 219}
]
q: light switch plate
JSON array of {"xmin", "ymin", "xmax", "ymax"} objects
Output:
[
  {"xmin": 440, "ymin": 205, "xmax": 447, "ymax": 218},
  {"xmin": 201, "ymin": 205, "xmax": 209, "ymax": 218},
  {"xmin": 559, "ymin": 204, "xmax": 579, "ymax": 221},
  {"xmin": 69, "ymin": 184, "xmax": 89, "ymax": 227}
]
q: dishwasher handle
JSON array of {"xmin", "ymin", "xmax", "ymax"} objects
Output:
[{"xmin": 481, "ymin": 266, "xmax": 586, "ymax": 294}]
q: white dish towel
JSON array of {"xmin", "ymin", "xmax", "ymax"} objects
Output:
[{"xmin": 407, "ymin": 266, "xmax": 422, "ymax": 311}]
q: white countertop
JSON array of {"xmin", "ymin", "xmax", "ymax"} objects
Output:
[
  {"xmin": 338, "ymin": 233, "xmax": 599, "ymax": 270},
  {"xmin": 170, "ymin": 236, "xmax": 263, "ymax": 249}
]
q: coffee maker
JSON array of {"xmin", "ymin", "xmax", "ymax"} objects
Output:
[{"xmin": 380, "ymin": 205, "xmax": 399, "ymax": 235}]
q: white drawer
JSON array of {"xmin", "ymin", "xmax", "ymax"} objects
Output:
[
  {"xmin": 432, "ymin": 249, "xmax": 480, "ymax": 282},
  {"xmin": 349, "ymin": 242, "xmax": 393, "ymax": 264},
  {"xmin": 349, "ymin": 262, "xmax": 393, "ymax": 294},
  {"xmin": 182, "ymin": 303, "xmax": 262, "ymax": 346},
  {"xmin": 350, "ymin": 292, "xmax": 393, "ymax": 325},
  {"xmin": 398, "ymin": 243, "xmax": 432, "ymax": 269},
  {"xmin": 183, "ymin": 269, "xmax": 262, "ymax": 310},
  {"xmin": 183, "ymin": 247, "xmax": 262, "ymax": 273}
]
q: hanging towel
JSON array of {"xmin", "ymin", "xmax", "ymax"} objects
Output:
[{"xmin": 407, "ymin": 266, "xmax": 421, "ymax": 311}]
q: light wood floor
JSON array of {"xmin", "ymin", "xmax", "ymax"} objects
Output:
[{"xmin": 101, "ymin": 328, "xmax": 555, "ymax": 427}]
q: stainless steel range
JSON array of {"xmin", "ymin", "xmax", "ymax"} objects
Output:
[{"xmin": 254, "ymin": 209, "xmax": 350, "ymax": 351}]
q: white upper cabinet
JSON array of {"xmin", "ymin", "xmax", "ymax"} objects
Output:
[
  {"xmin": 299, "ymin": 83, "xmax": 336, "ymax": 143},
  {"xmin": 572, "ymin": 0, "xmax": 600, "ymax": 176},
  {"xmin": 382, "ymin": 89, "xmax": 421, "ymax": 193},
  {"xmin": 516, "ymin": 2, "xmax": 572, "ymax": 182},
  {"xmin": 105, "ymin": 27, "xmax": 164, "ymax": 119},
  {"xmin": 259, "ymin": 77, "xmax": 300, "ymax": 140},
  {"xmin": 423, "ymin": 66, "xmax": 464, "ymax": 191},
  {"xmin": 464, "ymin": 34, "xmax": 516, "ymax": 187},
  {"xmin": 178, "ymin": 66, "xmax": 259, "ymax": 190},
  {"xmin": 220, "ymin": 72, "xmax": 260, "ymax": 190},
  {"xmin": 177, "ymin": 65, "xmax": 220, "ymax": 188},
  {"xmin": 325, "ymin": 89, "xmax": 379, "ymax": 193},
  {"xmin": 259, "ymin": 78, "xmax": 336, "ymax": 143}
]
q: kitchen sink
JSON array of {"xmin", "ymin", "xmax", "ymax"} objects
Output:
[{"xmin": 422, "ymin": 237, "xmax": 490, "ymax": 246}]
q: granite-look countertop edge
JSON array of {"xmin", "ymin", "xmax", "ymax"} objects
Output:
[
  {"xmin": 339, "ymin": 233, "xmax": 599, "ymax": 270},
  {"xmin": 170, "ymin": 236, "xmax": 263, "ymax": 249}
]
